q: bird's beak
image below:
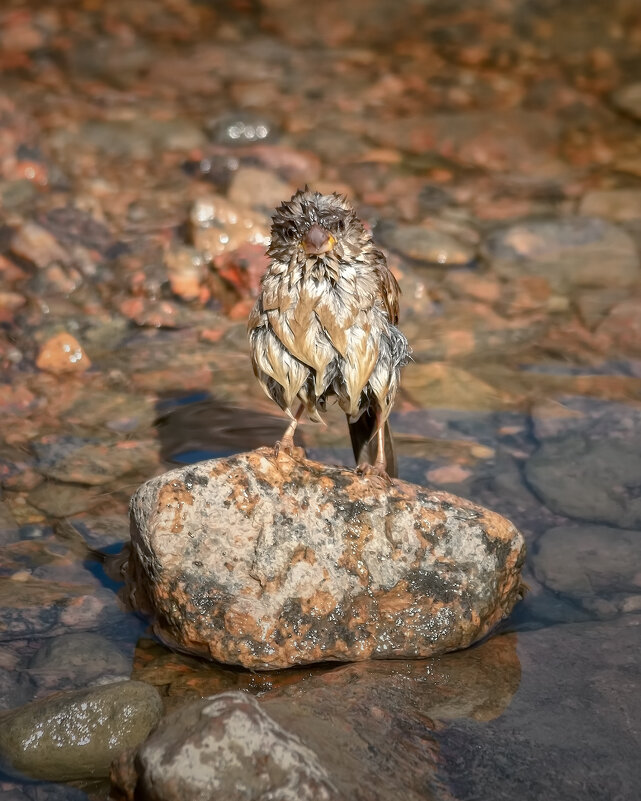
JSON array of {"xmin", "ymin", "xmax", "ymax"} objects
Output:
[{"xmin": 302, "ymin": 223, "xmax": 335, "ymax": 255}]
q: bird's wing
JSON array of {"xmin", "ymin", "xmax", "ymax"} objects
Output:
[{"xmin": 372, "ymin": 249, "xmax": 400, "ymax": 324}]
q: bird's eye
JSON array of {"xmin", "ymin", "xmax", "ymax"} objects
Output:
[
  {"xmin": 284, "ymin": 225, "xmax": 297, "ymax": 239},
  {"xmin": 335, "ymin": 218, "xmax": 345, "ymax": 233}
]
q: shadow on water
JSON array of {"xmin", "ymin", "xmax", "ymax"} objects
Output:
[{"xmin": 153, "ymin": 391, "xmax": 300, "ymax": 465}]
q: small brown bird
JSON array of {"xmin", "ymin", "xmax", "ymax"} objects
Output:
[{"xmin": 248, "ymin": 188, "xmax": 410, "ymax": 478}]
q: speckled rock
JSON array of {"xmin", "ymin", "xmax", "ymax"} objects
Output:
[
  {"xmin": 110, "ymin": 692, "xmax": 338, "ymax": 801},
  {"xmin": 0, "ymin": 680, "xmax": 162, "ymax": 781},
  {"xmin": 127, "ymin": 448, "xmax": 526, "ymax": 670}
]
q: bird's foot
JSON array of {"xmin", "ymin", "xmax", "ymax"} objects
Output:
[
  {"xmin": 273, "ymin": 438, "xmax": 304, "ymax": 459},
  {"xmin": 356, "ymin": 462, "xmax": 393, "ymax": 487}
]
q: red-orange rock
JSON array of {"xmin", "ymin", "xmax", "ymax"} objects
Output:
[
  {"xmin": 127, "ymin": 448, "xmax": 526, "ymax": 670},
  {"xmin": 36, "ymin": 333, "xmax": 91, "ymax": 374}
]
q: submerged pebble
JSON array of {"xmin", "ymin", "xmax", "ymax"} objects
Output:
[
  {"xmin": 28, "ymin": 632, "xmax": 131, "ymax": 693},
  {"xmin": 35, "ymin": 333, "xmax": 91, "ymax": 375},
  {"xmin": 532, "ymin": 525, "xmax": 641, "ymax": 617},
  {"xmin": 525, "ymin": 434, "xmax": 641, "ymax": 528}
]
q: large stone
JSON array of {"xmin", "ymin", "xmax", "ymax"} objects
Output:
[
  {"xmin": 485, "ymin": 217, "xmax": 640, "ymax": 292},
  {"xmin": 126, "ymin": 448, "xmax": 526, "ymax": 670},
  {"xmin": 0, "ymin": 680, "xmax": 162, "ymax": 781}
]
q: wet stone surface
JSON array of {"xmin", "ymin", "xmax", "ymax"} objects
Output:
[
  {"xmin": 0, "ymin": 0, "xmax": 640, "ymax": 797},
  {"xmin": 0, "ymin": 680, "xmax": 163, "ymax": 782},
  {"xmin": 28, "ymin": 632, "xmax": 132, "ymax": 695},
  {"xmin": 525, "ymin": 435, "xmax": 641, "ymax": 528},
  {"xmin": 111, "ymin": 693, "xmax": 339, "ymax": 801},
  {"xmin": 127, "ymin": 448, "xmax": 525, "ymax": 669},
  {"xmin": 113, "ymin": 635, "xmax": 521, "ymax": 801}
]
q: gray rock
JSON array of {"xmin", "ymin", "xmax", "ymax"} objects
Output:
[
  {"xmin": 531, "ymin": 396, "xmax": 641, "ymax": 443},
  {"xmin": 531, "ymin": 524, "xmax": 641, "ymax": 615},
  {"xmin": 485, "ymin": 217, "xmax": 640, "ymax": 291},
  {"xmin": 0, "ymin": 680, "xmax": 162, "ymax": 781},
  {"xmin": 72, "ymin": 514, "xmax": 129, "ymax": 549},
  {"xmin": 0, "ymin": 579, "xmax": 117, "ymax": 642},
  {"xmin": 127, "ymin": 448, "xmax": 526, "ymax": 670},
  {"xmin": 0, "ymin": 667, "xmax": 33, "ymax": 712},
  {"xmin": 27, "ymin": 482, "xmax": 99, "ymax": 517},
  {"xmin": 112, "ymin": 692, "xmax": 338, "ymax": 801},
  {"xmin": 28, "ymin": 632, "xmax": 131, "ymax": 693},
  {"xmin": 525, "ymin": 434, "xmax": 641, "ymax": 528},
  {"xmin": 0, "ymin": 499, "xmax": 21, "ymax": 545},
  {"xmin": 380, "ymin": 224, "xmax": 475, "ymax": 267},
  {"xmin": 437, "ymin": 616, "xmax": 641, "ymax": 800}
]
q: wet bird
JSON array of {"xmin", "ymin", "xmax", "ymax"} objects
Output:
[{"xmin": 248, "ymin": 188, "xmax": 410, "ymax": 479}]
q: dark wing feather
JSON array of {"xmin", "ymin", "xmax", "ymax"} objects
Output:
[{"xmin": 372, "ymin": 249, "xmax": 400, "ymax": 324}]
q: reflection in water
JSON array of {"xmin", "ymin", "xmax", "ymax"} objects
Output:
[
  {"xmin": 126, "ymin": 633, "xmax": 520, "ymax": 801},
  {"xmin": 155, "ymin": 394, "xmax": 293, "ymax": 464}
]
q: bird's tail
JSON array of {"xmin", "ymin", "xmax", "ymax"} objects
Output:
[{"xmin": 347, "ymin": 408, "xmax": 397, "ymax": 478}]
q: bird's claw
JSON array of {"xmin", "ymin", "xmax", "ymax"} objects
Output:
[
  {"xmin": 356, "ymin": 462, "xmax": 393, "ymax": 486},
  {"xmin": 274, "ymin": 439, "xmax": 304, "ymax": 459}
]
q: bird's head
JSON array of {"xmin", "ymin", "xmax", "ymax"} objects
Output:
[{"xmin": 268, "ymin": 187, "xmax": 368, "ymax": 265}]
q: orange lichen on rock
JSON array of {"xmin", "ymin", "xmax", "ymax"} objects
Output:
[{"xmin": 127, "ymin": 448, "xmax": 526, "ymax": 670}]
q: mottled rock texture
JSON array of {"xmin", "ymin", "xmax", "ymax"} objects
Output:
[
  {"xmin": 127, "ymin": 448, "xmax": 526, "ymax": 670},
  {"xmin": 111, "ymin": 692, "xmax": 338, "ymax": 801}
]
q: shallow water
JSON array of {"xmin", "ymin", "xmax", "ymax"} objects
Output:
[{"xmin": 1, "ymin": 0, "xmax": 641, "ymax": 798}]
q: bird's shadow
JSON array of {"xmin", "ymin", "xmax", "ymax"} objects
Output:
[{"xmin": 153, "ymin": 390, "xmax": 300, "ymax": 466}]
